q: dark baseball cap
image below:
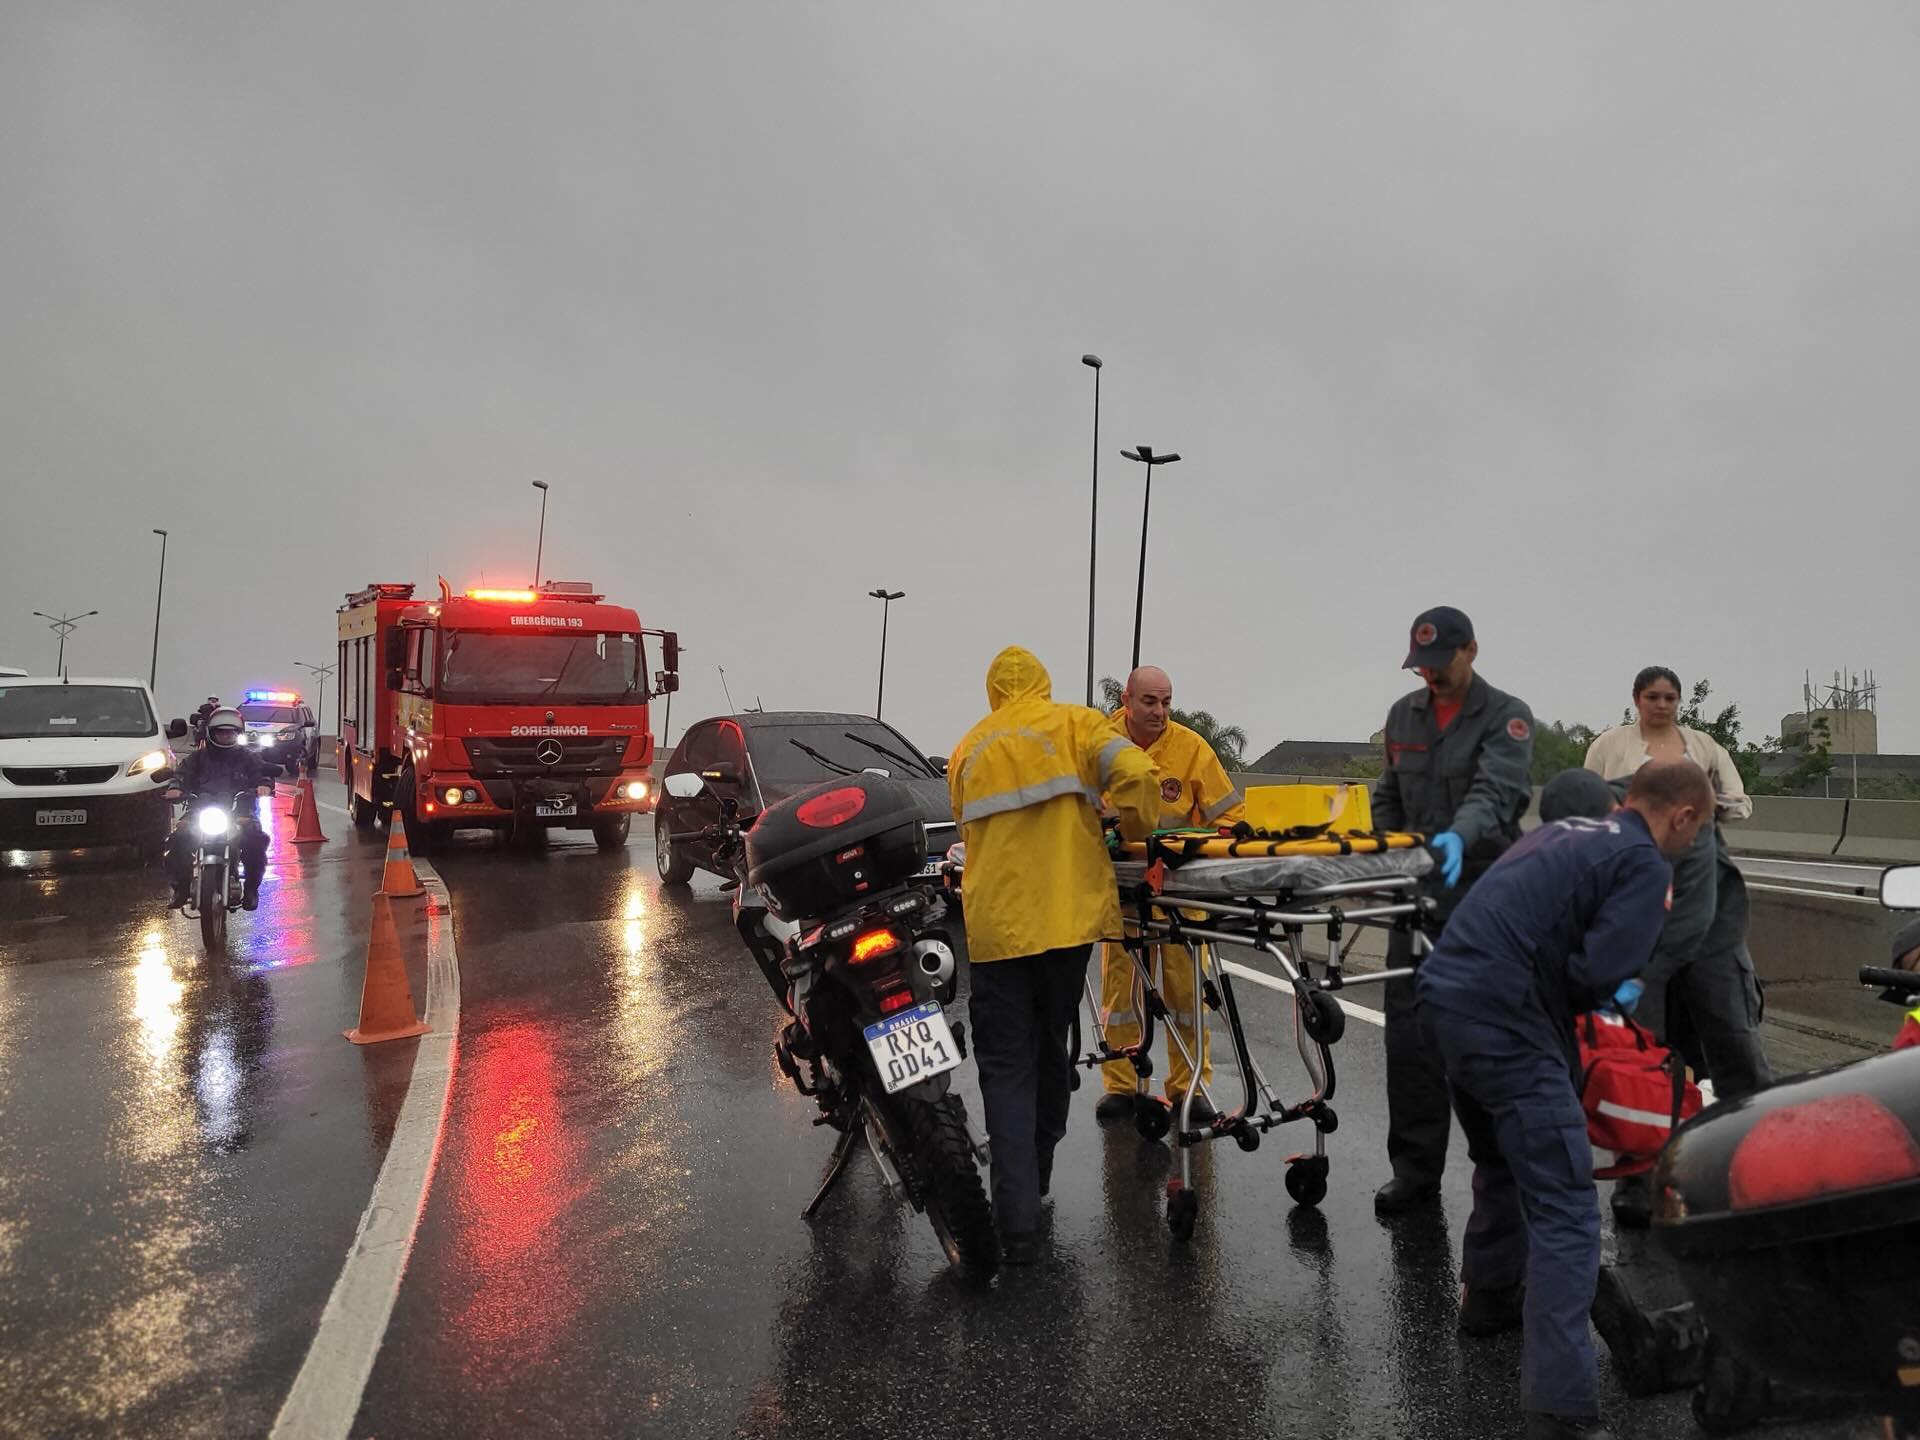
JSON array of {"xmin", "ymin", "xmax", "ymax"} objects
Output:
[
  {"xmin": 1539, "ymin": 768, "xmax": 1616, "ymax": 823},
  {"xmin": 1404, "ymin": 606, "xmax": 1475, "ymax": 670}
]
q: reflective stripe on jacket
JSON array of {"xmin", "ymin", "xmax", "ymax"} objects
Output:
[
  {"xmin": 1107, "ymin": 712, "xmax": 1247, "ymax": 831},
  {"xmin": 950, "ymin": 647, "xmax": 1158, "ymax": 963}
]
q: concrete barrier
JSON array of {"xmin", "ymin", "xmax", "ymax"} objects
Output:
[
  {"xmin": 1833, "ymin": 798, "xmax": 1920, "ymax": 865},
  {"xmin": 1226, "ymin": 771, "xmax": 1920, "ymax": 864},
  {"xmin": 1728, "ymin": 796, "xmax": 1849, "ymax": 860}
]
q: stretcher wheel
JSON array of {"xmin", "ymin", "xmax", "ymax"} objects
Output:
[
  {"xmin": 1134, "ymin": 1096, "xmax": 1171, "ymax": 1141},
  {"xmin": 1300, "ymin": 989, "xmax": 1345, "ymax": 1045},
  {"xmin": 1233, "ymin": 1125, "xmax": 1261, "ymax": 1154},
  {"xmin": 1165, "ymin": 1182, "xmax": 1199, "ymax": 1242},
  {"xmin": 1285, "ymin": 1155, "xmax": 1329, "ymax": 1208}
]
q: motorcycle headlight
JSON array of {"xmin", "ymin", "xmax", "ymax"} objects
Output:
[
  {"xmin": 126, "ymin": 750, "xmax": 169, "ymax": 776},
  {"xmin": 195, "ymin": 808, "xmax": 232, "ymax": 838}
]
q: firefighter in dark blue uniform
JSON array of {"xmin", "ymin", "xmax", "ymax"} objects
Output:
[
  {"xmin": 1371, "ymin": 606, "xmax": 1535, "ymax": 1214},
  {"xmin": 1416, "ymin": 762, "xmax": 1717, "ymax": 1440}
]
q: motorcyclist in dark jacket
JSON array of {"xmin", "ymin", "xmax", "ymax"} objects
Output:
[{"xmin": 165, "ymin": 707, "xmax": 274, "ymax": 910}]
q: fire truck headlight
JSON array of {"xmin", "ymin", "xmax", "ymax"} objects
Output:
[
  {"xmin": 624, "ymin": 780, "xmax": 649, "ymax": 801},
  {"xmin": 443, "ymin": 787, "xmax": 464, "ymax": 806},
  {"xmin": 463, "ymin": 788, "xmax": 480, "ymax": 803}
]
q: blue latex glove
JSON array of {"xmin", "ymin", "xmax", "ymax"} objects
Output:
[
  {"xmin": 1611, "ymin": 978, "xmax": 1645, "ymax": 1016},
  {"xmin": 1430, "ymin": 831, "xmax": 1464, "ymax": 888}
]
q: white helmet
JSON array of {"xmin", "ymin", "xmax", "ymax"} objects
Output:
[{"xmin": 206, "ymin": 706, "xmax": 245, "ymax": 747}]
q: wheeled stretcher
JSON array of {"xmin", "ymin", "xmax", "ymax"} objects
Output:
[{"xmin": 1080, "ymin": 829, "xmax": 1439, "ymax": 1241}]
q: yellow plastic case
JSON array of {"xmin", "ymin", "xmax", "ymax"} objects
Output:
[{"xmin": 1244, "ymin": 783, "xmax": 1374, "ymax": 835}]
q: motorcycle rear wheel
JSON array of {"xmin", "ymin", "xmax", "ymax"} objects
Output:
[
  {"xmin": 901, "ymin": 1093, "xmax": 998, "ymax": 1283},
  {"xmin": 198, "ymin": 863, "xmax": 227, "ymax": 953}
]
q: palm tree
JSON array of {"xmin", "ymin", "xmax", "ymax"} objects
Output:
[{"xmin": 1097, "ymin": 676, "xmax": 1249, "ymax": 771}]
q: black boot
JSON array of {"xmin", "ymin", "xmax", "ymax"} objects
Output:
[
  {"xmin": 1459, "ymin": 1280, "xmax": 1525, "ymax": 1337},
  {"xmin": 242, "ymin": 881, "xmax": 261, "ymax": 911},
  {"xmin": 1093, "ymin": 1093, "xmax": 1133, "ymax": 1123},
  {"xmin": 1374, "ymin": 1176, "xmax": 1439, "ymax": 1215},
  {"xmin": 1610, "ymin": 1173, "xmax": 1652, "ymax": 1230}
]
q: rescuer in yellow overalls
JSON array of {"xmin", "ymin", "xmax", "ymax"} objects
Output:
[{"xmin": 1093, "ymin": 666, "xmax": 1246, "ymax": 1125}]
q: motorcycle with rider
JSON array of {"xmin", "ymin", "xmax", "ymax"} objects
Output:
[{"xmin": 164, "ymin": 706, "xmax": 275, "ymax": 921}]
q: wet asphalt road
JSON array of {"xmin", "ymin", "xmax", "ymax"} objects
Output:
[{"xmin": 1, "ymin": 779, "xmax": 1883, "ymax": 1439}]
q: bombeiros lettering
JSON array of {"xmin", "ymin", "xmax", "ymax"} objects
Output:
[{"xmin": 510, "ymin": 725, "xmax": 590, "ymax": 737}]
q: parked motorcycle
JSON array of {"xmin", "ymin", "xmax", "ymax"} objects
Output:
[
  {"xmin": 662, "ymin": 767, "xmax": 997, "ymax": 1281},
  {"xmin": 1651, "ymin": 862, "xmax": 1920, "ymax": 1437}
]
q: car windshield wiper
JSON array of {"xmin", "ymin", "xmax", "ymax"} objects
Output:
[
  {"xmin": 842, "ymin": 731, "xmax": 931, "ymax": 777},
  {"xmin": 788, "ymin": 737, "xmax": 860, "ymax": 777}
]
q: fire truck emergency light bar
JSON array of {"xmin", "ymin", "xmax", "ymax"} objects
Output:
[{"xmin": 464, "ymin": 582, "xmax": 605, "ymax": 603}]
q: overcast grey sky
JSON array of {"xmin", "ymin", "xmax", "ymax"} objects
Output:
[{"xmin": 3, "ymin": 3, "xmax": 1914, "ymax": 756}]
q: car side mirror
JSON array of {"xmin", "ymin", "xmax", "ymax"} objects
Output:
[
  {"xmin": 1882, "ymin": 865, "xmax": 1920, "ymax": 910},
  {"xmin": 928, "ymin": 755, "xmax": 948, "ymax": 776},
  {"xmin": 166, "ymin": 719, "xmax": 188, "ymax": 740},
  {"xmin": 702, "ymin": 762, "xmax": 740, "ymax": 787},
  {"xmin": 663, "ymin": 772, "xmax": 705, "ymax": 800},
  {"xmin": 150, "ymin": 767, "xmax": 176, "ymax": 785}
]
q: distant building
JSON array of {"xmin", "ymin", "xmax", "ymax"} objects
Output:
[
  {"xmin": 1781, "ymin": 707, "xmax": 1878, "ymax": 756},
  {"xmin": 1246, "ymin": 738, "xmax": 1379, "ymax": 775}
]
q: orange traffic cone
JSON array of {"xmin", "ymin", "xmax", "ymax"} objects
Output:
[
  {"xmin": 344, "ymin": 892, "xmax": 430, "ymax": 1045},
  {"xmin": 288, "ymin": 784, "xmax": 306, "ymax": 820},
  {"xmin": 291, "ymin": 777, "xmax": 329, "ymax": 845},
  {"xmin": 380, "ymin": 812, "xmax": 424, "ymax": 896}
]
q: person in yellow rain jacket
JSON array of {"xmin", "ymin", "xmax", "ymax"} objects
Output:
[
  {"xmin": 950, "ymin": 646, "xmax": 1159, "ymax": 1263},
  {"xmin": 1092, "ymin": 666, "xmax": 1246, "ymax": 1127}
]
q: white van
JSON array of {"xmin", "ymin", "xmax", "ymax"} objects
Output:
[{"xmin": 0, "ymin": 676, "xmax": 179, "ymax": 860}]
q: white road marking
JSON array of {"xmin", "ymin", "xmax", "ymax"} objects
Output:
[
  {"xmin": 269, "ymin": 861, "xmax": 461, "ymax": 1440},
  {"xmin": 1218, "ymin": 958, "xmax": 1386, "ymax": 1028}
]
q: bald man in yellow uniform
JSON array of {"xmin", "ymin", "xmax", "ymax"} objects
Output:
[{"xmin": 1094, "ymin": 666, "xmax": 1246, "ymax": 1125}]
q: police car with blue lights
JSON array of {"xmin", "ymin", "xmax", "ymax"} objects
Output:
[{"xmin": 237, "ymin": 690, "xmax": 320, "ymax": 772}]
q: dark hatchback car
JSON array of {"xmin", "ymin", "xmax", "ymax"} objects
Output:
[{"xmin": 653, "ymin": 710, "xmax": 955, "ymax": 885}]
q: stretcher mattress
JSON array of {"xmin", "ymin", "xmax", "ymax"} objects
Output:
[{"xmin": 1112, "ymin": 845, "xmax": 1433, "ymax": 898}]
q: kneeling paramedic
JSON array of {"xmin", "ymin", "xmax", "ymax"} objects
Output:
[
  {"xmin": 165, "ymin": 706, "xmax": 275, "ymax": 911},
  {"xmin": 950, "ymin": 647, "xmax": 1158, "ymax": 1264},
  {"xmin": 1093, "ymin": 665, "xmax": 1245, "ymax": 1125},
  {"xmin": 1416, "ymin": 760, "xmax": 1715, "ymax": 1440}
]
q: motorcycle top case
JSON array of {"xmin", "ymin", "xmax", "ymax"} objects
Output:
[
  {"xmin": 1652, "ymin": 1045, "xmax": 1920, "ymax": 1410},
  {"xmin": 747, "ymin": 773, "xmax": 928, "ymax": 921}
]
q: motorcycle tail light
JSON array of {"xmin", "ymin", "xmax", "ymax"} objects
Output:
[
  {"xmin": 849, "ymin": 928, "xmax": 900, "ymax": 965},
  {"xmin": 796, "ymin": 787, "xmax": 866, "ymax": 828},
  {"xmin": 878, "ymin": 990, "xmax": 917, "ymax": 1015}
]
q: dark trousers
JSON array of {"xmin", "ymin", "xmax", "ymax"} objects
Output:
[
  {"xmin": 1640, "ymin": 857, "xmax": 1771, "ymax": 1103},
  {"xmin": 165, "ymin": 815, "xmax": 267, "ymax": 890},
  {"xmin": 1385, "ymin": 927, "xmax": 1452, "ymax": 1187},
  {"xmin": 1426, "ymin": 1004, "xmax": 1601, "ymax": 1418},
  {"xmin": 968, "ymin": 944, "xmax": 1091, "ymax": 1238}
]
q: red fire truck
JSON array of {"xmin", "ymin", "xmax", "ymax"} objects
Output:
[{"xmin": 336, "ymin": 580, "xmax": 679, "ymax": 851}]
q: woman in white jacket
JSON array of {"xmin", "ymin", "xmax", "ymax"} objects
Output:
[
  {"xmin": 1584, "ymin": 665, "xmax": 1771, "ymax": 1230},
  {"xmin": 1584, "ymin": 666, "xmax": 1752, "ymax": 820}
]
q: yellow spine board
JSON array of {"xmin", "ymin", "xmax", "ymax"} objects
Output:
[{"xmin": 1117, "ymin": 832, "xmax": 1425, "ymax": 859}]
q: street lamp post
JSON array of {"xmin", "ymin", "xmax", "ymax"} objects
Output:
[
  {"xmin": 33, "ymin": 610, "xmax": 99, "ymax": 675},
  {"xmin": 1120, "ymin": 446, "xmax": 1181, "ymax": 671},
  {"xmin": 531, "ymin": 480, "xmax": 551, "ymax": 587},
  {"xmin": 296, "ymin": 660, "xmax": 336, "ymax": 730},
  {"xmin": 868, "ymin": 588, "xmax": 905, "ymax": 719},
  {"xmin": 1081, "ymin": 354, "xmax": 1102, "ymax": 706},
  {"xmin": 149, "ymin": 529, "xmax": 168, "ymax": 691}
]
